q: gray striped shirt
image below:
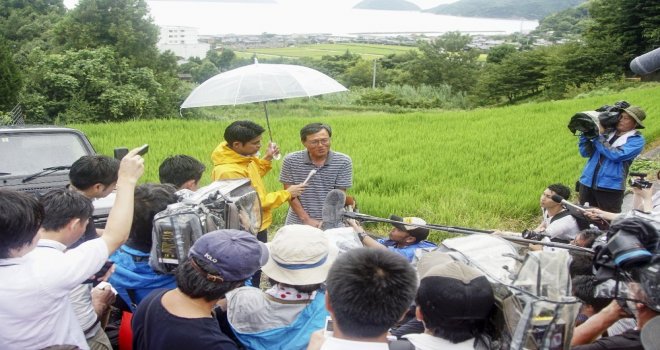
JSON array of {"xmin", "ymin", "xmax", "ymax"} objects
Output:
[{"xmin": 280, "ymin": 150, "xmax": 353, "ymax": 225}]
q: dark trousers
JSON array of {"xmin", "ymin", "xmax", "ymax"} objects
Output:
[
  {"xmin": 579, "ymin": 183, "xmax": 624, "ymax": 213},
  {"xmin": 250, "ymin": 229, "xmax": 268, "ymax": 288}
]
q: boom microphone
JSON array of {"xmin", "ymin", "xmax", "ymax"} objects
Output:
[
  {"xmin": 630, "ymin": 47, "xmax": 660, "ymax": 75},
  {"xmin": 550, "ymin": 194, "xmax": 586, "ymax": 212},
  {"xmin": 341, "ymin": 211, "xmax": 593, "ymax": 253}
]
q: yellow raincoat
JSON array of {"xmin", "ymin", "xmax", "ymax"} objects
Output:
[{"xmin": 211, "ymin": 142, "xmax": 290, "ymax": 231}]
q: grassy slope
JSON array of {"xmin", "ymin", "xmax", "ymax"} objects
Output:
[{"xmin": 73, "ymin": 85, "xmax": 660, "ymax": 240}]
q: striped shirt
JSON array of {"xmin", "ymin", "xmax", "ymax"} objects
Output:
[{"xmin": 280, "ymin": 150, "xmax": 352, "ymax": 225}]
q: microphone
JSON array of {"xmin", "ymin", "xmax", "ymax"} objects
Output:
[
  {"xmin": 342, "ymin": 211, "xmax": 372, "ymax": 220},
  {"xmin": 302, "ymin": 169, "xmax": 317, "ymax": 185},
  {"xmin": 550, "ymin": 194, "xmax": 586, "ymax": 212},
  {"xmin": 630, "ymin": 47, "xmax": 660, "ymax": 75}
]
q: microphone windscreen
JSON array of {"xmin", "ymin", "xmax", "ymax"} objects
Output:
[
  {"xmin": 551, "ymin": 194, "xmax": 564, "ymax": 204},
  {"xmin": 630, "ymin": 47, "xmax": 660, "ymax": 75}
]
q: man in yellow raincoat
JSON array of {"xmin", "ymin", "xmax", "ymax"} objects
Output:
[{"xmin": 211, "ymin": 120, "xmax": 305, "ymax": 286}]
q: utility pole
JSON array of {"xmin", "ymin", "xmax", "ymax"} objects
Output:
[{"xmin": 372, "ymin": 59, "xmax": 377, "ymax": 88}]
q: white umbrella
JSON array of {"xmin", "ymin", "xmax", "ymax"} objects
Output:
[{"xmin": 180, "ymin": 60, "xmax": 348, "ymax": 149}]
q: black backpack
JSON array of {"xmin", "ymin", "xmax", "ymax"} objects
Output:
[{"xmin": 551, "ymin": 209, "xmax": 591, "ymax": 231}]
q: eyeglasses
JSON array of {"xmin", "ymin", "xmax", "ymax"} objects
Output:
[{"xmin": 306, "ymin": 138, "xmax": 331, "ymax": 146}]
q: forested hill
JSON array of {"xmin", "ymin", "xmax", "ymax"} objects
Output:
[
  {"xmin": 426, "ymin": 0, "xmax": 586, "ymax": 20},
  {"xmin": 353, "ymin": 0, "xmax": 421, "ymax": 11}
]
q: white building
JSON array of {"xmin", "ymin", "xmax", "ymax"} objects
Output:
[{"xmin": 157, "ymin": 26, "xmax": 211, "ymax": 59}]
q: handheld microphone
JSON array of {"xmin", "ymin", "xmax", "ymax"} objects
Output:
[
  {"xmin": 302, "ymin": 169, "xmax": 317, "ymax": 185},
  {"xmin": 630, "ymin": 47, "xmax": 660, "ymax": 75},
  {"xmin": 550, "ymin": 194, "xmax": 586, "ymax": 212}
]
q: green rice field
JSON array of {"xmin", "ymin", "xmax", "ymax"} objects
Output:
[
  {"xmin": 235, "ymin": 43, "xmax": 417, "ymax": 60},
  {"xmin": 73, "ymin": 85, "xmax": 660, "ymax": 239}
]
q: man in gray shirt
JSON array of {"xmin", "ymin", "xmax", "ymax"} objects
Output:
[{"xmin": 280, "ymin": 123, "xmax": 352, "ymax": 227}]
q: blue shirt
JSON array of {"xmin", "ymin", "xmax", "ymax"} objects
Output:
[
  {"xmin": 109, "ymin": 245, "xmax": 176, "ymax": 311},
  {"xmin": 377, "ymin": 239, "xmax": 438, "ymax": 262}
]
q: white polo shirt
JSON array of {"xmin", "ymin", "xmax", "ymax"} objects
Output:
[{"xmin": 0, "ymin": 238, "xmax": 108, "ymax": 350}]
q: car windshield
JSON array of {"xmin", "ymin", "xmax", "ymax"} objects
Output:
[{"xmin": 0, "ymin": 132, "xmax": 90, "ymax": 176}]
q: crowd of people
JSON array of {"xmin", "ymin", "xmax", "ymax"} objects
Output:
[{"xmin": 0, "ymin": 104, "xmax": 658, "ymax": 350}]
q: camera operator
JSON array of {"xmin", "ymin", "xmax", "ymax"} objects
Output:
[
  {"xmin": 585, "ymin": 171, "xmax": 660, "ymax": 222},
  {"xmin": 629, "ymin": 171, "xmax": 660, "ymax": 216},
  {"xmin": 571, "ymin": 262, "xmax": 659, "ymax": 350},
  {"xmin": 577, "ymin": 104, "xmax": 647, "ymax": 213},
  {"xmin": 570, "ymin": 217, "xmax": 659, "ymax": 349}
]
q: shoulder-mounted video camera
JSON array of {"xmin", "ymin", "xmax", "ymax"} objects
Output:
[
  {"xmin": 593, "ymin": 216, "xmax": 659, "ymax": 273},
  {"xmin": 592, "ymin": 216, "xmax": 660, "ymax": 312},
  {"xmin": 568, "ymin": 101, "xmax": 631, "ymax": 139}
]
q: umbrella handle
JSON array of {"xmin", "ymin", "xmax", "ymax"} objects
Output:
[
  {"xmin": 263, "ymin": 102, "xmax": 274, "ymax": 143},
  {"xmin": 263, "ymin": 102, "xmax": 281, "ymax": 160}
]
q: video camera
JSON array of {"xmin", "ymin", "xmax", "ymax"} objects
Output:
[
  {"xmin": 629, "ymin": 172, "xmax": 653, "ymax": 189},
  {"xmin": 568, "ymin": 101, "xmax": 631, "ymax": 139},
  {"xmin": 592, "ymin": 216, "xmax": 660, "ymax": 311},
  {"xmin": 593, "ymin": 216, "xmax": 658, "ymax": 273}
]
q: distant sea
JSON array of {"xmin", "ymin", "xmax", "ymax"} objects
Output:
[{"xmin": 146, "ymin": 1, "xmax": 538, "ymax": 36}]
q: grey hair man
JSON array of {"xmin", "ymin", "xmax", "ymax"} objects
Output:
[{"xmin": 280, "ymin": 123, "xmax": 352, "ymax": 228}]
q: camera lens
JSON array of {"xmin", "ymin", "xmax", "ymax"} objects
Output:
[{"xmin": 607, "ymin": 230, "xmax": 653, "ymax": 268}]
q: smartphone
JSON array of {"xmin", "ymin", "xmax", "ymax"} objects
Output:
[
  {"xmin": 137, "ymin": 144, "xmax": 149, "ymax": 156},
  {"xmin": 83, "ymin": 261, "xmax": 114, "ymax": 285},
  {"xmin": 113, "ymin": 147, "xmax": 129, "ymax": 160},
  {"xmin": 114, "ymin": 144, "xmax": 148, "ymax": 160},
  {"xmin": 324, "ymin": 316, "xmax": 334, "ymax": 337}
]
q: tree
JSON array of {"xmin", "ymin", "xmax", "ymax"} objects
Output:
[
  {"xmin": 585, "ymin": 0, "xmax": 660, "ymax": 71},
  {"xmin": 192, "ymin": 60, "xmax": 219, "ymax": 83},
  {"xmin": 408, "ymin": 32, "xmax": 481, "ymax": 93},
  {"xmin": 206, "ymin": 48, "xmax": 235, "ymax": 72},
  {"xmin": 315, "ymin": 50, "xmax": 361, "ymax": 78},
  {"xmin": 341, "ymin": 59, "xmax": 377, "ymax": 88},
  {"xmin": 487, "ymin": 44, "xmax": 517, "ymax": 64},
  {"xmin": 21, "ymin": 47, "xmax": 167, "ymax": 123},
  {"xmin": 0, "ymin": 0, "xmax": 66, "ymax": 47},
  {"xmin": 46, "ymin": 0, "xmax": 183, "ymax": 120},
  {"xmin": 532, "ymin": 5, "xmax": 589, "ymax": 40},
  {"xmin": 0, "ymin": 37, "xmax": 22, "ymax": 111},
  {"xmin": 541, "ymin": 41, "xmax": 620, "ymax": 98},
  {"xmin": 52, "ymin": 0, "xmax": 160, "ymax": 68},
  {"xmin": 475, "ymin": 49, "xmax": 546, "ymax": 103}
]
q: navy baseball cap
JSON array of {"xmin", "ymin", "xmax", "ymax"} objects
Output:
[{"xmin": 189, "ymin": 229, "xmax": 268, "ymax": 282}]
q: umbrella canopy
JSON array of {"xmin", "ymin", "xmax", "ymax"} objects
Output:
[{"xmin": 180, "ymin": 62, "xmax": 347, "ymax": 109}]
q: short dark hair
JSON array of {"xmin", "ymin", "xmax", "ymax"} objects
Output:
[
  {"xmin": 40, "ymin": 188, "xmax": 93, "ymax": 231},
  {"xmin": 547, "ymin": 183, "xmax": 571, "ymax": 201},
  {"xmin": 69, "ymin": 155, "xmax": 120, "ymax": 190},
  {"xmin": 158, "ymin": 155, "xmax": 206, "ymax": 189},
  {"xmin": 569, "ymin": 251, "xmax": 594, "ymax": 278},
  {"xmin": 126, "ymin": 184, "xmax": 178, "ymax": 252},
  {"xmin": 572, "ymin": 275, "xmax": 611, "ymax": 312},
  {"xmin": 176, "ymin": 257, "xmax": 244, "ymax": 302},
  {"xmin": 576, "ymin": 228, "xmax": 601, "ymax": 248},
  {"xmin": 0, "ymin": 190, "xmax": 44, "ymax": 258},
  {"xmin": 326, "ymin": 248, "xmax": 417, "ymax": 338},
  {"xmin": 224, "ymin": 120, "xmax": 265, "ymax": 145},
  {"xmin": 416, "ymin": 276, "xmax": 490, "ymax": 343},
  {"xmin": 300, "ymin": 123, "xmax": 332, "ymax": 142}
]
